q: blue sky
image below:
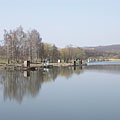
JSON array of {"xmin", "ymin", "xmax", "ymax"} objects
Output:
[{"xmin": 0, "ymin": 0, "xmax": 120, "ymax": 47}]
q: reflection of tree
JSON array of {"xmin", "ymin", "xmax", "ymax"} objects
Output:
[
  {"xmin": 0, "ymin": 67, "xmax": 84, "ymax": 103},
  {"xmin": 58, "ymin": 67, "xmax": 73, "ymax": 79},
  {"xmin": 0, "ymin": 70, "xmax": 44, "ymax": 103},
  {"xmin": 42, "ymin": 68, "xmax": 59, "ymax": 82},
  {"xmin": 73, "ymin": 66, "xmax": 84, "ymax": 75},
  {"xmin": 57, "ymin": 67, "xmax": 84, "ymax": 79}
]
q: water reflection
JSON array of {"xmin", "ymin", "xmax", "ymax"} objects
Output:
[
  {"xmin": 86, "ymin": 65, "xmax": 120, "ymax": 74},
  {"xmin": 24, "ymin": 71, "xmax": 30, "ymax": 77},
  {"xmin": 0, "ymin": 67, "xmax": 83, "ymax": 103}
]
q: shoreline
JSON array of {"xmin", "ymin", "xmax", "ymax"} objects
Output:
[{"xmin": 0, "ymin": 62, "xmax": 85, "ymax": 70}]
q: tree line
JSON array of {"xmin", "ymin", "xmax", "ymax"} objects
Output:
[
  {"xmin": 1, "ymin": 26, "xmax": 117, "ymax": 64},
  {"xmin": 0, "ymin": 26, "xmax": 86, "ymax": 63}
]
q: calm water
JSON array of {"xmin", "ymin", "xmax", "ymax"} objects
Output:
[
  {"xmin": 0, "ymin": 65, "xmax": 120, "ymax": 120},
  {"xmin": 87, "ymin": 61, "xmax": 120, "ymax": 66}
]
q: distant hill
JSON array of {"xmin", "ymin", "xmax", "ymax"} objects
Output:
[{"xmin": 84, "ymin": 44, "xmax": 120, "ymax": 53}]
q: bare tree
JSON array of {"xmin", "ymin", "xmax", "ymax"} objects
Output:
[{"xmin": 28, "ymin": 29, "xmax": 42, "ymax": 62}]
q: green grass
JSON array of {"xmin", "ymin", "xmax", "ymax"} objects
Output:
[{"xmin": 0, "ymin": 59, "xmax": 8, "ymax": 64}]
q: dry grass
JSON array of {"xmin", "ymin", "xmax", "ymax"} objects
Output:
[
  {"xmin": 107, "ymin": 59, "xmax": 120, "ymax": 61},
  {"xmin": 0, "ymin": 59, "xmax": 8, "ymax": 64}
]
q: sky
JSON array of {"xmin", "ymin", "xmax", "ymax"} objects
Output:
[{"xmin": 0, "ymin": 0, "xmax": 120, "ymax": 48}]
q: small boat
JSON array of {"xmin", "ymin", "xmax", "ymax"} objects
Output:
[
  {"xmin": 23, "ymin": 67, "xmax": 36, "ymax": 71},
  {"xmin": 23, "ymin": 60, "xmax": 36, "ymax": 71}
]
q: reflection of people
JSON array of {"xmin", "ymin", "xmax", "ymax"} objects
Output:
[
  {"xmin": 74, "ymin": 66, "xmax": 76, "ymax": 70},
  {"xmin": 74, "ymin": 60, "xmax": 76, "ymax": 66}
]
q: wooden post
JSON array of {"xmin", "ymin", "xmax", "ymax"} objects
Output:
[
  {"xmin": 74, "ymin": 60, "xmax": 76, "ymax": 66},
  {"xmin": 8, "ymin": 58, "xmax": 9, "ymax": 64}
]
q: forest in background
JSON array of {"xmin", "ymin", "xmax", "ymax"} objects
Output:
[{"xmin": 0, "ymin": 26, "xmax": 119, "ymax": 64}]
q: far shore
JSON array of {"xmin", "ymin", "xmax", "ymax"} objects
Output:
[{"xmin": 0, "ymin": 58, "xmax": 120, "ymax": 70}]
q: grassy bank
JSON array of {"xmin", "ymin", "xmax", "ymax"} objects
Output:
[
  {"xmin": 0, "ymin": 59, "xmax": 8, "ymax": 64},
  {"xmin": 107, "ymin": 59, "xmax": 120, "ymax": 61}
]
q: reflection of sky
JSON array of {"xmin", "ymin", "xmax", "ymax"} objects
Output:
[
  {"xmin": 1, "ymin": 65, "xmax": 120, "ymax": 104},
  {"xmin": 85, "ymin": 65, "xmax": 120, "ymax": 74},
  {"xmin": 0, "ymin": 66, "xmax": 120, "ymax": 119},
  {"xmin": 0, "ymin": 67, "xmax": 82, "ymax": 103},
  {"xmin": 87, "ymin": 61, "xmax": 120, "ymax": 65},
  {"xmin": 0, "ymin": 65, "xmax": 120, "ymax": 104}
]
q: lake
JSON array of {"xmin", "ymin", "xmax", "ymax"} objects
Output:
[
  {"xmin": 87, "ymin": 61, "xmax": 120, "ymax": 66},
  {"xmin": 0, "ymin": 65, "xmax": 120, "ymax": 120}
]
